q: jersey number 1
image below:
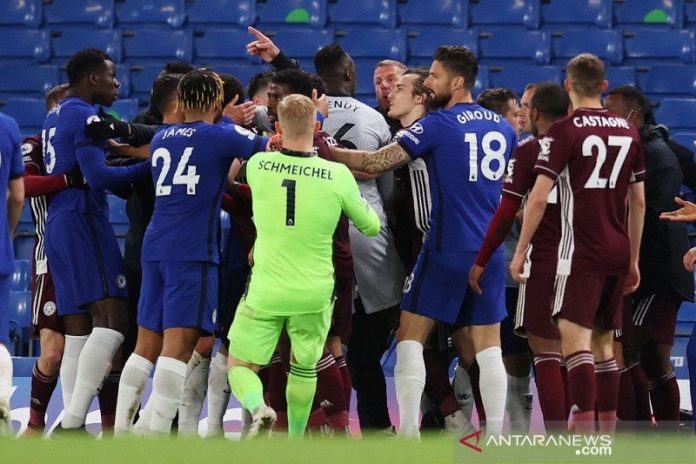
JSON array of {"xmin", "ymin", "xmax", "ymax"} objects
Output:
[{"xmin": 281, "ymin": 179, "xmax": 296, "ymax": 226}]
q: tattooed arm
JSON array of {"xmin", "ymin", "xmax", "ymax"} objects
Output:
[{"xmin": 329, "ymin": 142, "xmax": 412, "ymax": 174}]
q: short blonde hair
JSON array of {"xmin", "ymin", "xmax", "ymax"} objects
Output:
[
  {"xmin": 566, "ymin": 53, "xmax": 605, "ymax": 97},
  {"xmin": 277, "ymin": 94, "xmax": 316, "ymax": 139}
]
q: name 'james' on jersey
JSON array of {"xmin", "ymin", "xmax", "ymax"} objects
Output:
[
  {"xmin": 395, "ymin": 102, "xmax": 518, "ymax": 253},
  {"xmin": 142, "ymin": 122, "xmax": 266, "ymax": 263}
]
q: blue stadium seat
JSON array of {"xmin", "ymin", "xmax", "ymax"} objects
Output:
[
  {"xmin": 623, "ymin": 29, "xmax": 695, "ymax": 64},
  {"xmin": 686, "ymin": 1, "xmax": 696, "ymax": 28},
  {"xmin": 123, "ymin": 29, "xmax": 192, "ymax": 64},
  {"xmin": 488, "ymin": 65, "xmax": 562, "ymax": 96},
  {"xmin": 606, "ymin": 66, "xmax": 637, "ymax": 88},
  {"xmin": 653, "ymin": 98, "xmax": 696, "ymax": 133},
  {"xmin": 13, "ymin": 236, "xmax": 34, "ymax": 262},
  {"xmin": 16, "ymin": 200, "xmax": 34, "ymax": 236},
  {"xmin": 0, "ymin": 0, "xmax": 41, "ymax": 28},
  {"xmin": 103, "ymin": 99, "xmax": 139, "ymax": 122},
  {"xmin": 470, "ymin": 0, "xmax": 540, "ymax": 29},
  {"xmin": 0, "ymin": 64, "xmax": 60, "ymax": 98},
  {"xmin": 203, "ymin": 64, "xmax": 269, "ymax": 91},
  {"xmin": 264, "ymin": 28, "xmax": 334, "ymax": 60},
  {"xmin": 354, "ymin": 60, "xmax": 376, "ymax": 96},
  {"xmin": 678, "ymin": 301, "xmax": 696, "ymax": 321},
  {"xmin": 108, "ymin": 194, "xmax": 128, "ymax": 236},
  {"xmin": 551, "ymin": 29, "xmax": 622, "ymax": 65},
  {"xmin": 478, "ymin": 30, "xmax": 551, "ymax": 65},
  {"xmin": 541, "ymin": 0, "xmax": 612, "ymax": 28},
  {"xmin": 0, "ymin": 98, "xmax": 46, "ymax": 135},
  {"xmin": 185, "ymin": 0, "xmax": 255, "ymax": 29},
  {"xmin": 614, "ymin": 0, "xmax": 684, "ymax": 28},
  {"xmin": 257, "ymin": 0, "xmax": 327, "ymax": 29},
  {"xmin": 10, "ymin": 260, "xmax": 30, "ymax": 293},
  {"xmin": 357, "ymin": 94, "xmax": 377, "ymax": 109},
  {"xmin": 194, "ymin": 29, "xmax": 252, "ymax": 65},
  {"xmin": 636, "ymin": 65, "xmax": 696, "ymax": 98},
  {"xmin": 329, "ymin": 0, "xmax": 397, "ymax": 28},
  {"xmin": 398, "ymin": 0, "xmax": 467, "ymax": 27},
  {"xmin": 43, "ymin": 0, "xmax": 114, "ymax": 28},
  {"xmin": 0, "ymin": 29, "xmax": 50, "ymax": 62},
  {"xmin": 116, "ymin": 0, "xmax": 185, "ymax": 28},
  {"xmin": 51, "ymin": 28, "xmax": 122, "ymax": 64},
  {"xmin": 671, "ymin": 132, "xmax": 696, "ymax": 152},
  {"xmin": 408, "ymin": 28, "xmax": 478, "ymax": 60},
  {"xmin": 8, "ymin": 291, "xmax": 31, "ymax": 356},
  {"xmin": 336, "ymin": 28, "xmax": 406, "ymax": 62},
  {"xmin": 129, "ymin": 63, "xmax": 163, "ymax": 101}
]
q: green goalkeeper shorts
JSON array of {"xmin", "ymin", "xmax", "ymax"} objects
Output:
[{"xmin": 228, "ymin": 301, "xmax": 333, "ymax": 367}]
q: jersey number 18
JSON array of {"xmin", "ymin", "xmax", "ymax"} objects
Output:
[{"xmin": 464, "ymin": 131, "xmax": 508, "ymax": 182}]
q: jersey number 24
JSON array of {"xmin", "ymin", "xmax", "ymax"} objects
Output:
[{"xmin": 152, "ymin": 147, "xmax": 200, "ymax": 196}]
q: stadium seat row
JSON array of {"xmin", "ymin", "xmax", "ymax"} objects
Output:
[
  {"xmin": 2, "ymin": 27, "xmax": 696, "ymax": 67},
  {"xmin": 2, "ymin": 0, "xmax": 696, "ymax": 31},
  {"xmin": 4, "ymin": 63, "xmax": 696, "ymax": 136}
]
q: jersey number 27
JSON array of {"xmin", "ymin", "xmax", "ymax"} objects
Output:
[{"xmin": 152, "ymin": 147, "xmax": 200, "ymax": 196}]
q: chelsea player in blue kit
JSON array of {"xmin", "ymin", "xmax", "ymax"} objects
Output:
[
  {"xmin": 41, "ymin": 49, "xmax": 150, "ymax": 431},
  {"xmin": 330, "ymin": 46, "xmax": 517, "ymax": 438},
  {"xmin": 0, "ymin": 112, "xmax": 25, "ymax": 435},
  {"xmin": 113, "ymin": 70, "xmax": 268, "ymax": 435}
]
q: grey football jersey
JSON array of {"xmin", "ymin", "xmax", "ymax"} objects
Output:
[{"xmin": 324, "ymin": 96, "xmax": 405, "ymax": 313}]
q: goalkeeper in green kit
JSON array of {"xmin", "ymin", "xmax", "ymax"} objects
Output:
[{"xmin": 227, "ymin": 94, "xmax": 381, "ymax": 438}]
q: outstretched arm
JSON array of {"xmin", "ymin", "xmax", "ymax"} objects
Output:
[
  {"xmin": 329, "ymin": 142, "xmax": 412, "ymax": 174},
  {"xmin": 660, "ymin": 196, "xmax": 696, "ymax": 222},
  {"xmin": 246, "ymin": 26, "xmax": 299, "ymax": 70},
  {"xmin": 76, "ymin": 143, "xmax": 149, "ymax": 191}
]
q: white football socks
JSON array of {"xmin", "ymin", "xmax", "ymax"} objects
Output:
[
  {"xmin": 206, "ymin": 351, "xmax": 230, "ymax": 437},
  {"xmin": 506, "ymin": 374, "xmax": 532, "ymax": 434},
  {"xmin": 476, "ymin": 346, "xmax": 507, "ymax": 437},
  {"xmin": 178, "ymin": 353, "xmax": 210, "ymax": 437},
  {"xmin": 60, "ymin": 334, "xmax": 88, "ymax": 413},
  {"xmin": 63, "ymin": 328, "xmax": 123, "ymax": 429},
  {"xmin": 0, "ymin": 343, "xmax": 13, "ymax": 405},
  {"xmin": 114, "ymin": 353, "xmax": 154, "ymax": 435},
  {"xmin": 148, "ymin": 356, "xmax": 187, "ymax": 434},
  {"xmin": 394, "ymin": 340, "xmax": 425, "ymax": 439},
  {"xmin": 453, "ymin": 363, "xmax": 474, "ymax": 421}
]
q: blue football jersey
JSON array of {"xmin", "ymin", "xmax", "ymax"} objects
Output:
[
  {"xmin": 0, "ymin": 113, "xmax": 25, "ymax": 274},
  {"xmin": 395, "ymin": 102, "xmax": 518, "ymax": 252},
  {"xmin": 142, "ymin": 121, "xmax": 267, "ymax": 263},
  {"xmin": 42, "ymin": 97, "xmax": 149, "ymax": 221}
]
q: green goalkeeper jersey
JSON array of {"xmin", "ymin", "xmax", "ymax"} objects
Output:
[{"xmin": 243, "ymin": 150, "xmax": 381, "ymax": 315}]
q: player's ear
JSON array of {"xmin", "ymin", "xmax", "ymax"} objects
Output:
[
  {"xmin": 600, "ymin": 79, "xmax": 609, "ymax": 94},
  {"xmin": 532, "ymin": 107, "xmax": 540, "ymax": 122},
  {"xmin": 564, "ymin": 79, "xmax": 571, "ymax": 93},
  {"xmin": 451, "ymin": 75, "xmax": 465, "ymax": 92},
  {"xmin": 274, "ymin": 121, "xmax": 282, "ymax": 135}
]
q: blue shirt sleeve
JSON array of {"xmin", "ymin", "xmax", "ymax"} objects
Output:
[
  {"xmin": 70, "ymin": 105, "xmax": 149, "ymax": 190},
  {"xmin": 393, "ymin": 113, "xmax": 439, "ymax": 159},
  {"xmin": 6, "ymin": 116, "xmax": 24, "ymax": 179},
  {"xmin": 219, "ymin": 125, "xmax": 267, "ymax": 160}
]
